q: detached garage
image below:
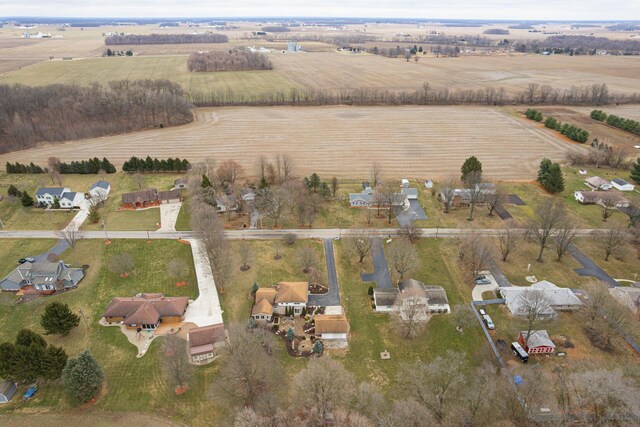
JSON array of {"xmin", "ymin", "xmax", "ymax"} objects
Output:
[
  {"xmin": 0, "ymin": 381, "xmax": 17, "ymax": 403},
  {"xmin": 518, "ymin": 330, "xmax": 555, "ymax": 354}
]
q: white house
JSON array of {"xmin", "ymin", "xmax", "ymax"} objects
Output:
[
  {"xmin": 611, "ymin": 178, "xmax": 635, "ymax": 192},
  {"xmin": 373, "ymin": 289, "xmax": 399, "ymax": 312},
  {"xmin": 89, "ymin": 180, "xmax": 111, "ymax": 200},
  {"xmin": 35, "ymin": 187, "xmax": 70, "ymax": 207},
  {"xmin": 173, "ymin": 178, "xmax": 188, "ymax": 190},
  {"xmin": 59, "ymin": 191, "xmax": 84, "ymax": 209},
  {"xmin": 574, "ymin": 191, "xmax": 630, "ymax": 208},
  {"xmin": 500, "ymin": 281, "xmax": 582, "ymax": 317}
]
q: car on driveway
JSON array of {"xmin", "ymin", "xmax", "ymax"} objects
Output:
[
  {"xmin": 23, "ymin": 386, "xmax": 37, "ymax": 399},
  {"xmin": 482, "ymin": 315, "xmax": 495, "ymax": 330},
  {"xmin": 18, "ymin": 257, "xmax": 36, "ymax": 264},
  {"xmin": 475, "ymin": 275, "xmax": 492, "ymax": 285},
  {"xmin": 479, "ymin": 308, "xmax": 487, "ymax": 316}
]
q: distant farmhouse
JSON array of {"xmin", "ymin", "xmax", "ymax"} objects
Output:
[{"xmin": 0, "ymin": 260, "xmax": 85, "ymax": 295}]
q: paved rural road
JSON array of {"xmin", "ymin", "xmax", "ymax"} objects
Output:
[
  {"xmin": 308, "ymin": 239, "xmax": 340, "ymax": 306},
  {"xmin": 361, "ymin": 238, "xmax": 393, "ymax": 289},
  {"xmin": 568, "ymin": 244, "xmax": 620, "ymax": 288},
  {"xmin": 0, "ymin": 228, "xmax": 608, "ymax": 240}
]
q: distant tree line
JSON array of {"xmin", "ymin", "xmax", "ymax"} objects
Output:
[
  {"xmin": 261, "ymin": 26, "xmax": 290, "ymax": 32},
  {"xmin": 60, "ymin": 157, "xmax": 117, "ymax": 174},
  {"xmin": 483, "ymin": 29, "xmax": 509, "ymax": 35},
  {"xmin": 190, "ymin": 82, "xmax": 640, "ymax": 107},
  {"xmin": 513, "ymin": 35, "xmax": 640, "ymax": 55},
  {"xmin": 526, "ymin": 109, "xmax": 589, "ymax": 143},
  {"xmin": 0, "ymin": 80, "xmax": 193, "ymax": 154},
  {"xmin": 187, "ymin": 50, "xmax": 272, "ymax": 72},
  {"xmin": 104, "ymin": 48, "xmax": 133, "ymax": 57},
  {"xmin": 591, "ymin": 110, "xmax": 640, "ymax": 136},
  {"xmin": 6, "ymin": 162, "xmax": 44, "ymax": 174},
  {"xmin": 122, "ymin": 156, "xmax": 190, "ymax": 173},
  {"xmin": 105, "ymin": 33, "xmax": 228, "ymax": 45}
]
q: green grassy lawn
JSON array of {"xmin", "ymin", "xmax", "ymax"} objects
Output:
[
  {"xmin": 573, "ymin": 237, "xmax": 640, "ymax": 282},
  {"xmin": 0, "ymin": 239, "xmax": 57, "ymax": 277},
  {"xmin": 0, "ymin": 56, "xmax": 298, "ymax": 102},
  {"xmin": 0, "ymin": 239, "xmax": 212, "ymax": 424},
  {"xmin": 175, "ymin": 198, "xmax": 191, "ymax": 231},
  {"xmin": 334, "ymin": 239, "xmax": 485, "ymax": 387}
]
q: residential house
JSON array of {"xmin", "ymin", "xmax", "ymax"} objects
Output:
[
  {"xmin": 398, "ymin": 279, "xmax": 451, "ymax": 314},
  {"xmin": 585, "ymin": 176, "xmax": 613, "ymax": 191},
  {"xmin": 89, "ymin": 180, "xmax": 111, "ymax": 201},
  {"xmin": 373, "ymin": 289, "xmax": 398, "ymax": 312},
  {"xmin": 35, "ymin": 187, "xmax": 70, "ymax": 207},
  {"xmin": 349, "ymin": 186, "xmax": 376, "ymax": 207},
  {"xmin": 518, "ymin": 330, "xmax": 555, "ymax": 354},
  {"xmin": 401, "ymin": 187, "xmax": 419, "ymax": 200},
  {"xmin": 500, "ymin": 281, "xmax": 582, "ymax": 318},
  {"xmin": 349, "ymin": 187, "xmax": 408, "ymax": 209},
  {"xmin": 188, "ymin": 324, "xmax": 227, "ymax": 364},
  {"xmin": 574, "ymin": 191, "xmax": 630, "ymax": 208},
  {"xmin": 609, "ymin": 287, "xmax": 640, "ymax": 315},
  {"xmin": 315, "ymin": 314, "xmax": 350, "ymax": 348},
  {"xmin": 0, "ymin": 260, "xmax": 85, "ymax": 294},
  {"xmin": 611, "ymin": 178, "xmax": 635, "ymax": 192},
  {"xmin": 59, "ymin": 191, "xmax": 84, "ymax": 209},
  {"xmin": 241, "ymin": 188, "xmax": 256, "ymax": 202},
  {"xmin": 250, "ymin": 283, "xmax": 309, "ymax": 319},
  {"xmin": 121, "ymin": 188, "xmax": 183, "ymax": 209},
  {"xmin": 102, "ymin": 293, "xmax": 189, "ymax": 330},
  {"xmin": 438, "ymin": 184, "xmax": 495, "ymax": 208},
  {"xmin": 216, "ymin": 194, "xmax": 238, "ymax": 213},
  {"xmin": 173, "ymin": 178, "xmax": 188, "ymax": 189},
  {"xmin": 0, "ymin": 381, "xmax": 17, "ymax": 404}
]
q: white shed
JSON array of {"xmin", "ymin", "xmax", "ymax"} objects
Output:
[{"xmin": 611, "ymin": 178, "xmax": 635, "ymax": 192}]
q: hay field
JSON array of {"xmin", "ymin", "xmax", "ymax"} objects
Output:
[
  {"xmin": 0, "ymin": 55, "xmax": 297, "ymax": 96},
  {"xmin": 0, "ymin": 106, "xmax": 586, "ymax": 180},
  {"xmin": 271, "ymin": 50, "xmax": 640, "ymax": 95}
]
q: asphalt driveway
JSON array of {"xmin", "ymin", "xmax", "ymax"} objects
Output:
[
  {"xmin": 308, "ymin": 239, "xmax": 341, "ymax": 306},
  {"xmin": 361, "ymin": 238, "xmax": 393, "ymax": 289},
  {"xmin": 568, "ymin": 244, "xmax": 619, "ymax": 288},
  {"xmin": 397, "ymin": 199, "xmax": 427, "ymax": 227}
]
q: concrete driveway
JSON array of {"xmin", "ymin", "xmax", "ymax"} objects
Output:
[
  {"xmin": 397, "ymin": 199, "xmax": 427, "ymax": 227},
  {"xmin": 183, "ymin": 239, "xmax": 224, "ymax": 326},
  {"xmin": 308, "ymin": 239, "xmax": 341, "ymax": 306},
  {"xmin": 157, "ymin": 202, "xmax": 183, "ymax": 232},
  {"xmin": 65, "ymin": 199, "xmax": 90, "ymax": 231},
  {"xmin": 361, "ymin": 238, "xmax": 393, "ymax": 289},
  {"xmin": 471, "ymin": 271, "xmax": 500, "ymax": 301}
]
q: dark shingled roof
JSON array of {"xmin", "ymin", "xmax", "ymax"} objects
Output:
[
  {"xmin": 102, "ymin": 293, "xmax": 188, "ymax": 326},
  {"xmin": 121, "ymin": 188, "xmax": 158, "ymax": 204}
]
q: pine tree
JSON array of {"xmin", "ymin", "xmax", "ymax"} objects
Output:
[
  {"xmin": 544, "ymin": 164, "xmax": 565, "ymax": 193},
  {"xmin": 201, "ymin": 174, "xmax": 212, "ymax": 188},
  {"xmin": 42, "ymin": 345, "xmax": 68, "ymax": 380},
  {"xmin": 537, "ymin": 158, "xmax": 552, "ymax": 184},
  {"xmin": 87, "ymin": 205, "xmax": 101, "ymax": 223},
  {"xmin": 630, "ymin": 157, "xmax": 640, "ymax": 184},
  {"xmin": 312, "ymin": 340, "xmax": 323, "ymax": 355},
  {"xmin": 21, "ymin": 191, "xmax": 34, "ymax": 207},
  {"xmin": 40, "ymin": 302, "xmax": 81, "ymax": 336},
  {"xmin": 461, "ymin": 156, "xmax": 482, "ymax": 181},
  {"xmin": 251, "ymin": 282, "xmax": 259, "ymax": 294},
  {"xmin": 286, "ymin": 327, "xmax": 295, "ymax": 342},
  {"xmin": 62, "ymin": 350, "xmax": 104, "ymax": 404}
]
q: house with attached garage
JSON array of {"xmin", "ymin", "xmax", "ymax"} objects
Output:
[
  {"xmin": 373, "ymin": 288, "xmax": 399, "ymax": 312},
  {"xmin": 0, "ymin": 260, "xmax": 85, "ymax": 294},
  {"xmin": 372, "ymin": 279, "xmax": 450, "ymax": 316},
  {"xmin": 88, "ymin": 180, "xmax": 111, "ymax": 200},
  {"xmin": 59, "ymin": 191, "xmax": 85, "ymax": 209},
  {"xmin": 102, "ymin": 293, "xmax": 189, "ymax": 330},
  {"xmin": 500, "ymin": 281, "xmax": 582, "ymax": 318},
  {"xmin": 188, "ymin": 323, "xmax": 227, "ymax": 364},
  {"xmin": 585, "ymin": 176, "xmax": 613, "ymax": 191},
  {"xmin": 35, "ymin": 187, "xmax": 70, "ymax": 207},
  {"xmin": 611, "ymin": 178, "xmax": 635, "ymax": 192},
  {"xmin": 251, "ymin": 282, "xmax": 309, "ymax": 321},
  {"xmin": 252, "ymin": 287, "xmax": 277, "ymax": 322},
  {"xmin": 349, "ymin": 186, "xmax": 408, "ymax": 209},
  {"xmin": 574, "ymin": 190, "xmax": 630, "ymax": 208}
]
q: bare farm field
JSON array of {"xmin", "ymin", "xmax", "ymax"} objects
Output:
[
  {"xmin": 271, "ymin": 51, "xmax": 640, "ymax": 95},
  {"xmin": 0, "ymin": 106, "xmax": 586, "ymax": 180}
]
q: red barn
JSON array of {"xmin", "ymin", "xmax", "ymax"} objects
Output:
[{"xmin": 518, "ymin": 330, "xmax": 555, "ymax": 354}]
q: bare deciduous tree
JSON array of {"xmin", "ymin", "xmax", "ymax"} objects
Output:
[
  {"xmin": 463, "ymin": 171, "xmax": 484, "ymax": 221},
  {"xmin": 580, "ymin": 284, "xmax": 630, "ymax": 351},
  {"xmin": 57, "ymin": 227, "xmax": 84, "ymax": 249},
  {"xmin": 161, "ymin": 335, "xmax": 193, "ymax": 392},
  {"xmin": 381, "ymin": 181, "xmax": 405, "ymax": 225},
  {"xmin": 216, "ymin": 160, "xmax": 244, "ymax": 188},
  {"xmin": 132, "ymin": 172, "xmax": 145, "ymax": 190},
  {"xmin": 396, "ymin": 350, "xmax": 466, "ymax": 423},
  {"xmin": 255, "ymin": 187, "xmax": 287, "ymax": 227},
  {"xmin": 167, "ymin": 259, "xmax": 188, "ymax": 282},
  {"xmin": 387, "ymin": 240, "xmax": 419, "ymax": 281},
  {"xmin": 527, "ymin": 198, "xmax": 567, "ymax": 262},
  {"xmin": 330, "ymin": 176, "xmax": 339, "ymax": 198},
  {"xmin": 518, "ymin": 289, "xmax": 553, "ymax": 347},
  {"xmin": 109, "ymin": 252, "xmax": 135, "ymax": 276},
  {"xmin": 458, "ymin": 234, "xmax": 493, "ymax": 280},
  {"xmin": 398, "ymin": 222, "xmax": 423, "ymax": 244},
  {"xmin": 439, "ymin": 177, "xmax": 458, "ymax": 214},
  {"xmin": 296, "ymin": 245, "xmax": 318, "ymax": 274},
  {"xmin": 496, "ymin": 220, "xmax": 520, "ymax": 262},
  {"xmin": 346, "ymin": 233, "xmax": 371, "ymax": 263},
  {"xmin": 601, "ymin": 225, "xmax": 628, "ymax": 261},
  {"xmin": 256, "ymin": 155, "xmax": 269, "ymax": 182},
  {"xmin": 485, "ymin": 184, "xmax": 505, "ymax": 217},
  {"xmin": 392, "ymin": 287, "xmax": 430, "ymax": 339},
  {"xmin": 555, "ymin": 220, "xmax": 577, "ymax": 261},
  {"xmin": 371, "ymin": 161, "xmax": 383, "ymax": 187},
  {"xmin": 292, "ymin": 357, "xmax": 355, "ymax": 421},
  {"xmin": 238, "ymin": 241, "xmax": 253, "ymax": 271},
  {"xmin": 572, "ymin": 369, "xmax": 640, "ymax": 423},
  {"xmin": 601, "ymin": 199, "xmax": 616, "ymax": 222}
]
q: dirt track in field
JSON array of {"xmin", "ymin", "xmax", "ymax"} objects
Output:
[{"xmin": 0, "ymin": 106, "xmax": 588, "ymax": 180}]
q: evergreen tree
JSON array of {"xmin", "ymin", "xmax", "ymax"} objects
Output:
[
  {"xmin": 88, "ymin": 205, "xmax": 101, "ymax": 223},
  {"xmin": 42, "ymin": 345, "xmax": 68, "ymax": 380},
  {"xmin": 7, "ymin": 184, "xmax": 20, "ymax": 197},
  {"xmin": 201, "ymin": 174, "xmax": 212, "ymax": 188},
  {"xmin": 15, "ymin": 328, "xmax": 47, "ymax": 348},
  {"xmin": 53, "ymin": 196, "xmax": 60, "ymax": 209},
  {"xmin": 40, "ymin": 302, "xmax": 81, "ymax": 336},
  {"xmin": 62, "ymin": 350, "xmax": 105, "ymax": 404},
  {"xmin": 312, "ymin": 340, "xmax": 323, "ymax": 355},
  {"xmin": 21, "ymin": 191, "xmax": 34, "ymax": 207},
  {"xmin": 251, "ymin": 282, "xmax": 259, "ymax": 294},
  {"xmin": 461, "ymin": 156, "xmax": 482, "ymax": 181},
  {"xmin": 286, "ymin": 328, "xmax": 295, "ymax": 342},
  {"xmin": 542, "ymin": 163, "xmax": 565, "ymax": 193},
  {"xmin": 537, "ymin": 158, "xmax": 552, "ymax": 184},
  {"xmin": 630, "ymin": 157, "xmax": 640, "ymax": 184},
  {"xmin": 259, "ymin": 176, "xmax": 269, "ymax": 189}
]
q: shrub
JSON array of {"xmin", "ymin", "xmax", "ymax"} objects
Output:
[{"xmin": 284, "ymin": 233, "xmax": 297, "ymax": 245}]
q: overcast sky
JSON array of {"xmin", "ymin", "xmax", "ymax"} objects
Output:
[{"xmin": 1, "ymin": 0, "xmax": 636, "ymax": 21}]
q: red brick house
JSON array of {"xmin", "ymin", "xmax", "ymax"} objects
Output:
[{"xmin": 121, "ymin": 188, "xmax": 183, "ymax": 209}]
